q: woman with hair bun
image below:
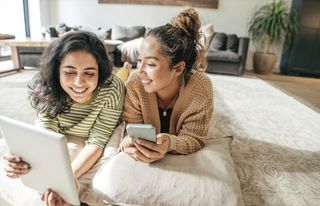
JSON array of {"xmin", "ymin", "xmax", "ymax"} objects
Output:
[{"xmin": 120, "ymin": 8, "xmax": 213, "ymax": 162}]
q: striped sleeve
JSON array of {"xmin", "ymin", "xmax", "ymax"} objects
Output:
[
  {"xmin": 35, "ymin": 113, "xmax": 60, "ymax": 132},
  {"xmin": 85, "ymin": 75, "xmax": 125, "ymax": 149}
]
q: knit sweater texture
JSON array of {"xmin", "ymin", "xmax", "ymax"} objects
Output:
[{"xmin": 123, "ymin": 70, "xmax": 213, "ymax": 154}]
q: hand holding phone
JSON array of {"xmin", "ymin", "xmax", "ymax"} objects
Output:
[{"xmin": 126, "ymin": 124, "xmax": 156, "ymax": 143}]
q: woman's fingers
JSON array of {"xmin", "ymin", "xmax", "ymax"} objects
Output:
[
  {"xmin": 135, "ymin": 139, "xmax": 160, "ymax": 152},
  {"xmin": 134, "ymin": 149, "xmax": 159, "ymax": 163},
  {"xmin": 3, "ymin": 153, "xmax": 21, "ymax": 162},
  {"xmin": 6, "ymin": 161, "xmax": 30, "ymax": 170},
  {"xmin": 123, "ymin": 146, "xmax": 137, "ymax": 154},
  {"xmin": 42, "ymin": 189, "xmax": 67, "ymax": 206},
  {"xmin": 123, "ymin": 145, "xmax": 150, "ymax": 162},
  {"xmin": 122, "ymin": 136, "xmax": 134, "ymax": 147},
  {"xmin": 134, "ymin": 142, "xmax": 161, "ymax": 159},
  {"xmin": 120, "ymin": 135, "xmax": 135, "ymax": 152},
  {"xmin": 41, "ymin": 192, "xmax": 45, "ymax": 201},
  {"xmin": 156, "ymin": 134, "xmax": 170, "ymax": 152},
  {"xmin": 2, "ymin": 153, "xmax": 31, "ymax": 178},
  {"xmin": 5, "ymin": 172, "xmax": 20, "ymax": 178},
  {"xmin": 122, "ymin": 136, "xmax": 168, "ymax": 163},
  {"xmin": 135, "ymin": 136, "xmax": 169, "ymax": 153},
  {"xmin": 123, "ymin": 146, "xmax": 139, "ymax": 161},
  {"xmin": 3, "ymin": 161, "xmax": 30, "ymax": 177},
  {"xmin": 44, "ymin": 190, "xmax": 50, "ymax": 206},
  {"xmin": 47, "ymin": 191, "xmax": 56, "ymax": 206},
  {"xmin": 4, "ymin": 166, "xmax": 29, "ymax": 177}
]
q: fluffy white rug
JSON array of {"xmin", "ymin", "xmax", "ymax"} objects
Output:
[
  {"xmin": 1, "ymin": 71, "xmax": 319, "ymax": 205},
  {"xmin": 208, "ymin": 74, "xmax": 320, "ymax": 205}
]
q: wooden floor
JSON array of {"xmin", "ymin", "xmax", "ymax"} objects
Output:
[{"xmin": 244, "ymin": 71, "xmax": 320, "ymax": 113}]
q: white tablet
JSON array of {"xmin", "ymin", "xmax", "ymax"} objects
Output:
[{"xmin": 0, "ymin": 115, "xmax": 80, "ymax": 206}]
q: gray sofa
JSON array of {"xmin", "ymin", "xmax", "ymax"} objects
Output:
[
  {"xmin": 206, "ymin": 32, "xmax": 249, "ymax": 76},
  {"xmin": 17, "ymin": 24, "xmax": 147, "ymax": 68}
]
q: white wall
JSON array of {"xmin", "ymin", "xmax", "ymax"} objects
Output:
[
  {"xmin": 38, "ymin": 0, "xmax": 292, "ymax": 71},
  {"xmin": 42, "ymin": 0, "xmax": 268, "ymax": 36},
  {"xmin": 0, "ymin": 0, "xmax": 25, "ymax": 38}
]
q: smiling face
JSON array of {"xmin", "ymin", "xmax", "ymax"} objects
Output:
[
  {"xmin": 59, "ymin": 50, "xmax": 99, "ymax": 104},
  {"xmin": 137, "ymin": 36, "xmax": 184, "ymax": 96}
]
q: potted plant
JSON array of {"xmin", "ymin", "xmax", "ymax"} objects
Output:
[{"xmin": 249, "ymin": 0, "xmax": 298, "ymax": 74}]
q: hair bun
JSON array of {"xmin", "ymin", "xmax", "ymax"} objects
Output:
[{"xmin": 171, "ymin": 8, "xmax": 201, "ymax": 41}]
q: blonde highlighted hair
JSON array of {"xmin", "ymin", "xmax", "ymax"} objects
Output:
[{"xmin": 146, "ymin": 8, "xmax": 206, "ymax": 74}]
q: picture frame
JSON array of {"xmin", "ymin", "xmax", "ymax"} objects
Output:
[{"xmin": 98, "ymin": 0, "xmax": 218, "ymax": 9}]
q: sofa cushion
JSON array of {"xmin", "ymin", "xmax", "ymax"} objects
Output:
[
  {"xmin": 116, "ymin": 37, "xmax": 143, "ymax": 64},
  {"xmin": 207, "ymin": 50, "xmax": 241, "ymax": 62},
  {"xmin": 85, "ymin": 138, "xmax": 244, "ymax": 206},
  {"xmin": 226, "ymin": 34, "xmax": 239, "ymax": 53},
  {"xmin": 111, "ymin": 25, "xmax": 146, "ymax": 42},
  {"xmin": 78, "ymin": 25, "xmax": 110, "ymax": 40},
  {"xmin": 103, "ymin": 39, "xmax": 124, "ymax": 53},
  {"xmin": 210, "ymin": 32, "xmax": 227, "ymax": 51},
  {"xmin": 200, "ymin": 24, "xmax": 214, "ymax": 51},
  {"xmin": 55, "ymin": 23, "xmax": 76, "ymax": 34}
]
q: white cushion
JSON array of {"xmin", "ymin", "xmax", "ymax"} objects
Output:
[
  {"xmin": 89, "ymin": 138, "xmax": 244, "ymax": 206},
  {"xmin": 103, "ymin": 39, "xmax": 124, "ymax": 53},
  {"xmin": 118, "ymin": 37, "xmax": 143, "ymax": 63},
  {"xmin": 78, "ymin": 25, "xmax": 110, "ymax": 40},
  {"xmin": 111, "ymin": 25, "xmax": 145, "ymax": 42},
  {"xmin": 200, "ymin": 24, "xmax": 214, "ymax": 51}
]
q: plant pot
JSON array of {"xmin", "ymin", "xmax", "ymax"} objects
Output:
[{"xmin": 253, "ymin": 52, "xmax": 277, "ymax": 74}]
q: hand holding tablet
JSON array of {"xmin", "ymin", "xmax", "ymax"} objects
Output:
[{"xmin": 0, "ymin": 115, "xmax": 80, "ymax": 206}]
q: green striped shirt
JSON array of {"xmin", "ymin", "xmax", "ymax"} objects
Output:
[{"xmin": 36, "ymin": 74, "xmax": 125, "ymax": 149}]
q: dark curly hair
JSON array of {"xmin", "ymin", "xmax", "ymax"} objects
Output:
[
  {"xmin": 28, "ymin": 31, "xmax": 112, "ymax": 118},
  {"xmin": 146, "ymin": 8, "xmax": 206, "ymax": 74}
]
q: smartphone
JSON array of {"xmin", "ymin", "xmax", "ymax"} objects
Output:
[{"xmin": 126, "ymin": 124, "xmax": 156, "ymax": 143}]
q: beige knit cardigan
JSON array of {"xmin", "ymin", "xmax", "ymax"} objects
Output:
[{"xmin": 123, "ymin": 70, "xmax": 213, "ymax": 154}]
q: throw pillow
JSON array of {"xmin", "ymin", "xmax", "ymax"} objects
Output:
[
  {"xmin": 226, "ymin": 34, "xmax": 239, "ymax": 53},
  {"xmin": 55, "ymin": 23, "xmax": 76, "ymax": 34},
  {"xmin": 103, "ymin": 39, "xmax": 124, "ymax": 53},
  {"xmin": 83, "ymin": 138, "xmax": 245, "ymax": 206},
  {"xmin": 111, "ymin": 25, "xmax": 146, "ymax": 42},
  {"xmin": 78, "ymin": 25, "xmax": 110, "ymax": 40},
  {"xmin": 210, "ymin": 32, "xmax": 227, "ymax": 51},
  {"xmin": 118, "ymin": 37, "xmax": 143, "ymax": 64}
]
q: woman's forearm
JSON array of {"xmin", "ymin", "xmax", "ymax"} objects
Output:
[{"xmin": 71, "ymin": 145, "xmax": 103, "ymax": 179}]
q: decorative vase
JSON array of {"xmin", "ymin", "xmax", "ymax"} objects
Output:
[{"xmin": 253, "ymin": 52, "xmax": 277, "ymax": 74}]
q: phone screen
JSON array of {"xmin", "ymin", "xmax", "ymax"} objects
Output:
[{"xmin": 126, "ymin": 124, "xmax": 156, "ymax": 143}]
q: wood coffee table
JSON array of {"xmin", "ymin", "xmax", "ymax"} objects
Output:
[{"xmin": 0, "ymin": 38, "xmax": 54, "ymax": 74}]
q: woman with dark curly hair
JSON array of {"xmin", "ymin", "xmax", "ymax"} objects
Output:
[{"xmin": 2, "ymin": 31, "xmax": 125, "ymax": 205}]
